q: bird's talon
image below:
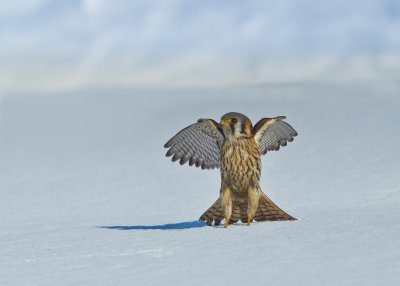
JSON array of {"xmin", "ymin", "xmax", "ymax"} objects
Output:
[{"xmin": 224, "ymin": 219, "xmax": 229, "ymax": 228}]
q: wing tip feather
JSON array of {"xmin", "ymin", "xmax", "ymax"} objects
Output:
[
  {"xmin": 164, "ymin": 140, "xmax": 173, "ymax": 148},
  {"xmin": 165, "ymin": 148, "xmax": 175, "ymax": 157}
]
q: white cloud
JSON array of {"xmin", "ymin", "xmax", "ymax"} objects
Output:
[
  {"xmin": 0, "ymin": 0, "xmax": 48, "ymax": 17},
  {"xmin": 0, "ymin": 0, "xmax": 399, "ymax": 93},
  {"xmin": 82, "ymin": 0, "xmax": 103, "ymax": 14}
]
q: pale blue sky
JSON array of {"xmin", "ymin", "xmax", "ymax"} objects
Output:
[{"xmin": 1, "ymin": 0, "xmax": 399, "ymax": 93}]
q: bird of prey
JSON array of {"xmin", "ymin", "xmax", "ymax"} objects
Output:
[{"xmin": 164, "ymin": 112, "xmax": 297, "ymax": 228}]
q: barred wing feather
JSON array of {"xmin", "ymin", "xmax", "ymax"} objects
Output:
[
  {"xmin": 164, "ymin": 119, "xmax": 224, "ymax": 170},
  {"xmin": 253, "ymin": 116, "xmax": 298, "ymax": 155}
]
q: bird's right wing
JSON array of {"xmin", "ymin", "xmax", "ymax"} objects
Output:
[{"xmin": 164, "ymin": 119, "xmax": 224, "ymax": 170}]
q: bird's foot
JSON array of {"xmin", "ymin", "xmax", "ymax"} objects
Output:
[{"xmin": 224, "ymin": 218, "xmax": 229, "ymax": 228}]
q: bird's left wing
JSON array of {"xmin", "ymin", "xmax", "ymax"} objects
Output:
[
  {"xmin": 164, "ymin": 119, "xmax": 224, "ymax": 170},
  {"xmin": 253, "ymin": 116, "xmax": 298, "ymax": 155}
]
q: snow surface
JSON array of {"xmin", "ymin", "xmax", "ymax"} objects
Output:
[{"xmin": 1, "ymin": 82, "xmax": 400, "ymax": 285}]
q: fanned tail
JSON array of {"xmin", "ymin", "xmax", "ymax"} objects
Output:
[
  {"xmin": 199, "ymin": 190, "xmax": 295, "ymax": 226},
  {"xmin": 253, "ymin": 190, "xmax": 296, "ymax": 221},
  {"xmin": 199, "ymin": 198, "xmax": 224, "ymax": 226},
  {"xmin": 199, "ymin": 198, "xmax": 245, "ymax": 226}
]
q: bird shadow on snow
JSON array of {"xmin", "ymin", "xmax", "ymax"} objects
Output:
[{"xmin": 99, "ymin": 220, "xmax": 207, "ymax": 230}]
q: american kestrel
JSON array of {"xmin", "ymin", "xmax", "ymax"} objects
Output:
[{"xmin": 164, "ymin": 112, "xmax": 297, "ymax": 228}]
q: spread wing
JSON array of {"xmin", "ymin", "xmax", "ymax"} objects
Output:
[
  {"xmin": 164, "ymin": 119, "xmax": 224, "ymax": 170},
  {"xmin": 253, "ymin": 116, "xmax": 298, "ymax": 155}
]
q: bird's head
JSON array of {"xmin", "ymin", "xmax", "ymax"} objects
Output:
[{"xmin": 219, "ymin": 112, "xmax": 253, "ymax": 139}]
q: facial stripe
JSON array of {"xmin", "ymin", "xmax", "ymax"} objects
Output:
[
  {"xmin": 240, "ymin": 119, "xmax": 245, "ymax": 135},
  {"xmin": 230, "ymin": 121, "xmax": 235, "ymax": 134}
]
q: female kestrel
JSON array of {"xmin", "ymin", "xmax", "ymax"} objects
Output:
[{"xmin": 164, "ymin": 112, "xmax": 297, "ymax": 228}]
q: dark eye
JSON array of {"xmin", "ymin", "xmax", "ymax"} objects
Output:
[{"xmin": 231, "ymin": 118, "xmax": 238, "ymax": 124}]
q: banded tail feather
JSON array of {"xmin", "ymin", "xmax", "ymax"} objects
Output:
[
  {"xmin": 199, "ymin": 190, "xmax": 295, "ymax": 225},
  {"xmin": 199, "ymin": 198, "xmax": 224, "ymax": 226},
  {"xmin": 254, "ymin": 191, "xmax": 296, "ymax": 221}
]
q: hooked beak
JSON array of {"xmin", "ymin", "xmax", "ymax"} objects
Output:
[{"xmin": 219, "ymin": 119, "xmax": 230, "ymax": 127}]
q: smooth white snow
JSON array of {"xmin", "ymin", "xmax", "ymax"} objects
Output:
[{"xmin": 0, "ymin": 82, "xmax": 400, "ymax": 285}]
